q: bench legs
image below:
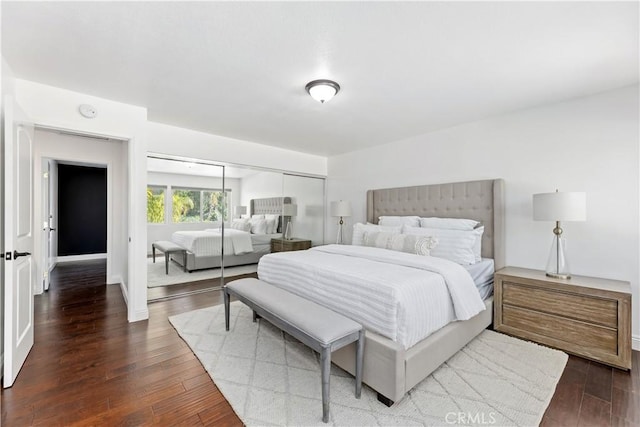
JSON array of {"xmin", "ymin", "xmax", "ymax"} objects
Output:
[
  {"xmin": 321, "ymin": 346, "xmax": 331, "ymax": 423},
  {"xmin": 224, "ymin": 288, "xmax": 230, "ymax": 331},
  {"xmin": 355, "ymin": 329, "xmax": 364, "ymax": 399}
]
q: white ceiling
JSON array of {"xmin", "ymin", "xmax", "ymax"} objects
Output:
[{"xmin": 2, "ymin": 2, "xmax": 638, "ymax": 156}]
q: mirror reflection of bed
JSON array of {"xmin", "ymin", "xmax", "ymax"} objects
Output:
[{"xmin": 146, "ymin": 157, "xmax": 325, "ymax": 301}]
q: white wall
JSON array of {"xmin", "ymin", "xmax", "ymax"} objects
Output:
[
  {"xmin": 327, "ymin": 85, "xmax": 640, "ymax": 348},
  {"xmin": 146, "ymin": 171, "xmax": 241, "ymax": 252},
  {"xmin": 15, "ymin": 79, "xmax": 149, "ymax": 322},
  {"xmin": 33, "ymin": 130, "xmax": 127, "ymax": 289},
  {"xmin": 147, "ymin": 121, "xmax": 327, "ymax": 177}
]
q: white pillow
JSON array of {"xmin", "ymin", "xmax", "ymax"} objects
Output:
[
  {"xmin": 352, "ymin": 223, "xmax": 402, "ymax": 246},
  {"xmin": 250, "ymin": 218, "xmax": 268, "ymax": 234},
  {"xmin": 265, "ymin": 218, "xmax": 277, "ymax": 234},
  {"xmin": 251, "ymin": 214, "xmax": 265, "ymax": 220},
  {"xmin": 230, "ymin": 219, "xmax": 251, "ymax": 232},
  {"xmin": 265, "ymin": 214, "xmax": 279, "ymax": 234},
  {"xmin": 378, "ymin": 216, "xmax": 420, "ymax": 228},
  {"xmin": 363, "ymin": 231, "xmax": 438, "ymax": 256},
  {"xmin": 403, "ymin": 226, "xmax": 482, "ymax": 265},
  {"xmin": 419, "ymin": 217, "xmax": 479, "ymax": 230}
]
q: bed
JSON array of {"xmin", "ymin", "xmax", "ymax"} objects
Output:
[
  {"xmin": 257, "ymin": 179, "xmax": 505, "ymax": 404},
  {"xmin": 171, "ymin": 196, "xmax": 291, "ymax": 272}
]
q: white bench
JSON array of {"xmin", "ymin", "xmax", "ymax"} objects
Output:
[
  {"xmin": 224, "ymin": 278, "xmax": 364, "ymax": 423},
  {"xmin": 152, "ymin": 240, "xmax": 187, "ymax": 274}
]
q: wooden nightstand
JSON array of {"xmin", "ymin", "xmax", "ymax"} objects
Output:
[
  {"xmin": 494, "ymin": 267, "xmax": 631, "ymax": 370},
  {"xmin": 270, "ymin": 238, "xmax": 312, "ymax": 253}
]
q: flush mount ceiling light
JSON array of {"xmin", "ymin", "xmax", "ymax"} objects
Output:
[{"xmin": 305, "ymin": 79, "xmax": 340, "ymax": 104}]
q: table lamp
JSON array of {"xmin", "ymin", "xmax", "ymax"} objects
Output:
[
  {"xmin": 533, "ymin": 190, "xmax": 586, "ymax": 279},
  {"xmin": 282, "ymin": 203, "xmax": 297, "ymax": 240},
  {"xmin": 330, "ymin": 201, "xmax": 352, "ymax": 244},
  {"xmin": 234, "ymin": 205, "xmax": 247, "ymax": 219}
]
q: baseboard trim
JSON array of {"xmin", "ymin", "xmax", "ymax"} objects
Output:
[
  {"xmin": 132, "ymin": 308, "xmax": 150, "ymax": 322},
  {"xmin": 108, "ymin": 274, "xmax": 122, "ymax": 285},
  {"xmin": 0, "ymin": 352, "xmax": 3, "ymax": 383},
  {"xmin": 56, "ymin": 253, "xmax": 107, "ymax": 263},
  {"xmin": 120, "ymin": 280, "xmax": 129, "ymax": 305},
  {"xmin": 633, "ymin": 334, "xmax": 640, "ymax": 351}
]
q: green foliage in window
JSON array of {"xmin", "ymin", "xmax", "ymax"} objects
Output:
[
  {"xmin": 202, "ymin": 191, "xmax": 229, "ymax": 222},
  {"xmin": 147, "ymin": 187, "xmax": 165, "ymax": 223},
  {"xmin": 172, "ymin": 190, "xmax": 199, "ymax": 223}
]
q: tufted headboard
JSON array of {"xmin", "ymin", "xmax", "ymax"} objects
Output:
[
  {"xmin": 366, "ymin": 179, "xmax": 505, "ymax": 269},
  {"xmin": 250, "ymin": 196, "xmax": 292, "ymax": 233}
]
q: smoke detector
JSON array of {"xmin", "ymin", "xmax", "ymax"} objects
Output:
[{"xmin": 78, "ymin": 104, "xmax": 97, "ymax": 119}]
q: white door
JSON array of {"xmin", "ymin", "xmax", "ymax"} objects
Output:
[
  {"xmin": 3, "ymin": 96, "xmax": 35, "ymax": 387},
  {"xmin": 41, "ymin": 159, "xmax": 52, "ymax": 291}
]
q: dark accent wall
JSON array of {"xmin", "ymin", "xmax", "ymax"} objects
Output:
[{"xmin": 58, "ymin": 164, "xmax": 107, "ymax": 256}]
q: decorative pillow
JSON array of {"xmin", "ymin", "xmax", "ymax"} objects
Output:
[
  {"xmin": 230, "ymin": 219, "xmax": 251, "ymax": 232},
  {"xmin": 378, "ymin": 216, "xmax": 421, "ymax": 228},
  {"xmin": 352, "ymin": 223, "xmax": 402, "ymax": 246},
  {"xmin": 363, "ymin": 231, "xmax": 438, "ymax": 256},
  {"xmin": 419, "ymin": 217, "xmax": 480, "ymax": 230},
  {"xmin": 403, "ymin": 226, "xmax": 482, "ymax": 265},
  {"xmin": 250, "ymin": 218, "xmax": 268, "ymax": 234}
]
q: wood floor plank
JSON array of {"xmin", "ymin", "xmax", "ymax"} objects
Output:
[
  {"xmin": 1, "ymin": 259, "xmax": 636, "ymax": 427},
  {"xmin": 577, "ymin": 394, "xmax": 611, "ymax": 427},
  {"xmin": 584, "ymin": 362, "xmax": 613, "ymax": 402}
]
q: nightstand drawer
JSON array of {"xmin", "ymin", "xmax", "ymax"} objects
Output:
[
  {"xmin": 503, "ymin": 281, "xmax": 618, "ymax": 328},
  {"xmin": 502, "ymin": 305, "xmax": 618, "ymax": 354}
]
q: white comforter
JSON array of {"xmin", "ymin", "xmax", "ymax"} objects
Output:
[
  {"xmin": 171, "ymin": 229, "xmax": 254, "ymax": 256},
  {"xmin": 258, "ymin": 244, "xmax": 485, "ymax": 349}
]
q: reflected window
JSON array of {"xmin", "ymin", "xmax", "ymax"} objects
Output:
[
  {"xmin": 172, "ymin": 187, "xmax": 231, "ymax": 223},
  {"xmin": 147, "ymin": 186, "xmax": 165, "ymax": 224}
]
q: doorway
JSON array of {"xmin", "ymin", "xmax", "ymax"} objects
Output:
[{"xmin": 32, "ymin": 129, "xmax": 129, "ymax": 294}]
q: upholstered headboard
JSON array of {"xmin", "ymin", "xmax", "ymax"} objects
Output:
[
  {"xmin": 250, "ymin": 196, "xmax": 292, "ymax": 233},
  {"xmin": 366, "ymin": 179, "xmax": 505, "ymax": 269}
]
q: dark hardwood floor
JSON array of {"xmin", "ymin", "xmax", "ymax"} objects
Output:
[
  {"xmin": 1, "ymin": 260, "xmax": 244, "ymax": 426},
  {"xmin": 1, "ymin": 259, "xmax": 638, "ymax": 426}
]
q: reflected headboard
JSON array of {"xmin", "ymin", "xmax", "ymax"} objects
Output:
[
  {"xmin": 366, "ymin": 179, "xmax": 505, "ymax": 269},
  {"xmin": 250, "ymin": 196, "xmax": 292, "ymax": 233}
]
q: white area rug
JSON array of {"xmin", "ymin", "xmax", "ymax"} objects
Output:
[
  {"xmin": 147, "ymin": 258, "xmax": 257, "ymax": 287},
  {"xmin": 169, "ymin": 302, "xmax": 568, "ymax": 426}
]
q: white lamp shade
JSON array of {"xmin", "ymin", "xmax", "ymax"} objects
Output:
[
  {"xmin": 330, "ymin": 201, "xmax": 352, "ymax": 217},
  {"xmin": 234, "ymin": 206, "xmax": 247, "ymax": 215},
  {"xmin": 533, "ymin": 192, "xmax": 586, "ymax": 221},
  {"xmin": 282, "ymin": 203, "xmax": 297, "ymax": 216}
]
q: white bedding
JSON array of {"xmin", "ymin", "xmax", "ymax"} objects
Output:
[
  {"xmin": 464, "ymin": 258, "xmax": 495, "ymax": 299},
  {"xmin": 258, "ymin": 244, "xmax": 485, "ymax": 349},
  {"xmin": 250, "ymin": 233, "xmax": 282, "ymax": 246},
  {"xmin": 172, "ymin": 229, "xmax": 254, "ymax": 256}
]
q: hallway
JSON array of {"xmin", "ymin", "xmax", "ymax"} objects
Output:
[{"xmin": 1, "ymin": 260, "xmax": 243, "ymax": 425}]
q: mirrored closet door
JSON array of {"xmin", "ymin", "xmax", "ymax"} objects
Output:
[
  {"xmin": 146, "ymin": 156, "xmax": 227, "ymax": 301},
  {"xmin": 146, "ymin": 156, "xmax": 325, "ymax": 302},
  {"xmin": 273, "ymin": 173, "xmax": 325, "ymax": 252}
]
